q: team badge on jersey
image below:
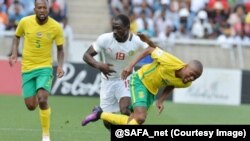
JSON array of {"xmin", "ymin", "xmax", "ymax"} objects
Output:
[
  {"xmin": 128, "ymin": 51, "xmax": 135, "ymax": 56},
  {"xmin": 156, "ymin": 48, "xmax": 163, "ymax": 56},
  {"xmin": 138, "ymin": 91, "xmax": 145, "ymax": 98},
  {"xmin": 36, "ymin": 32, "xmax": 42, "ymax": 38}
]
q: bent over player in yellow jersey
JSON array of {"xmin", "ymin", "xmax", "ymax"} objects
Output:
[
  {"xmin": 81, "ymin": 33, "xmax": 203, "ymax": 126},
  {"xmin": 9, "ymin": 0, "xmax": 64, "ymax": 141}
]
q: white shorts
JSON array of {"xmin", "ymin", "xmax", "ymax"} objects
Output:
[{"xmin": 100, "ymin": 78, "xmax": 130, "ymax": 113}]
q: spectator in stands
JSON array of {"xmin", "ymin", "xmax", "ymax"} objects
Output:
[
  {"xmin": 157, "ymin": 23, "xmax": 176, "ymax": 42},
  {"xmin": 217, "ymin": 24, "xmax": 234, "ymax": 48},
  {"xmin": 137, "ymin": 15, "xmax": 155, "ymax": 37},
  {"xmin": 7, "ymin": 1, "xmax": 25, "ymax": 30},
  {"xmin": 187, "ymin": 0, "xmax": 208, "ymax": 31},
  {"xmin": 244, "ymin": 10, "xmax": 250, "ymax": 36},
  {"xmin": 110, "ymin": 0, "xmax": 124, "ymax": 16},
  {"xmin": 131, "ymin": 0, "xmax": 144, "ymax": 17},
  {"xmin": 178, "ymin": 7, "xmax": 190, "ymax": 31},
  {"xmin": 20, "ymin": 0, "xmax": 35, "ymax": 16},
  {"xmin": 207, "ymin": 0, "xmax": 229, "ymax": 11},
  {"xmin": 129, "ymin": 11, "xmax": 138, "ymax": 33},
  {"xmin": 105, "ymin": 0, "xmax": 250, "ymax": 41},
  {"xmin": 175, "ymin": 23, "xmax": 190, "ymax": 39},
  {"xmin": 135, "ymin": 10, "xmax": 154, "ymax": 35},
  {"xmin": 228, "ymin": 4, "xmax": 246, "ymax": 35},
  {"xmin": 165, "ymin": 0, "xmax": 180, "ymax": 31},
  {"xmin": 0, "ymin": 0, "xmax": 7, "ymax": 13},
  {"xmin": 234, "ymin": 23, "xmax": 250, "ymax": 46},
  {"xmin": 49, "ymin": 0, "xmax": 67, "ymax": 17},
  {"xmin": 191, "ymin": 10, "xmax": 213, "ymax": 39},
  {"xmin": 0, "ymin": 3, "xmax": 9, "ymax": 31},
  {"xmin": 7, "ymin": 0, "xmax": 24, "ymax": 16},
  {"xmin": 110, "ymin": 0, "xmax": 132, "ymax": 16},
  {"xmin": 49, "ymin": 1, "xmax": 64, "ymax": 23},
  {"xmin": 154, "ymin": 5, "xmax": 170, "ymax": 37}
]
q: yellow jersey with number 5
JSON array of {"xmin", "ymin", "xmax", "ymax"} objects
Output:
[
  {"xmin": 137, "ymin": 47, "xmax": 191, "ymax": 95},
  {"xmin": 15, "ymin": 15, "xmax": 64, "ymax": 72}
]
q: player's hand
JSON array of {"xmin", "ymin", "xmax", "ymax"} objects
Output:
[
  {"xmin": 156, "ymin": 101, "xmax": 164, "ymax": 115},
  {"xmin": 9, "ymin": 53, "xmax": 18, "ymax": 67},
  {"xmin": 121, "ymin": 66, "xmax": 132, "ymax": 80},
  {"xmin": 98, "ymin": 63, "xmax": 116, "ymax": 79},
  {"xmin": 57, "ymin": 66, "xmax": 64, "ymax": 78}
]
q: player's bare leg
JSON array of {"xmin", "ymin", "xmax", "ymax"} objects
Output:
[
  {"xmin": 24, "ymin": 96, "xmax": 38, "ymax": 111},
  {"xmin": 119, "ymin": 97, "xmax": 131, "ymax": 116},
  {"xmin": 103, "ymin": 97, "xmax": 131, "ymax": 131}
]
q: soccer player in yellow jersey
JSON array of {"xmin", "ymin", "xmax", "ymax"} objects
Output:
[
  {"xmin": 82, "ymin": 33, "xmax": 203, "ymax": 126},
  {"xmin": 8, "ymin": 0, "xmax": 64, "ymax": 141}
]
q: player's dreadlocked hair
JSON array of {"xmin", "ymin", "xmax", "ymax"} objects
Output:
[{"xmin": 137, "ymin": 32, "xmax": 157, "ymax": 48}]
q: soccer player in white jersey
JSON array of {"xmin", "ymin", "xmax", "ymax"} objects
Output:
[{"xmin": 82, "ymin": 14, "xmax": 153, "ymax": 130}]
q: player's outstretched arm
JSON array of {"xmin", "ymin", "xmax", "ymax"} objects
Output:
[
  {"xmin": 121, "ymin": 47, "xmax": 155, "ymax": 80},
  {"xmin": 83, "ymin": 45, "xmax": 115, "ymax": 79},
  {"xmin": 83, "ymin": 45, "xmax": 99, "ymax": 68},
  {"xmin": 156, "ymin": 86, "xmax": 174, "ymax": 114},
  {"xmin": 9, "ymin": 35, "xmax": 20, "ymax": 67},
  {"xmin": 56, "ymin": 45, "xmax": 64, "ymax": 78}
]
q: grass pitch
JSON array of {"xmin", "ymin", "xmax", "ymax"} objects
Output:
[{"xmin": 0, "ymin": 95, "xmax": 249, "ymax": 141}]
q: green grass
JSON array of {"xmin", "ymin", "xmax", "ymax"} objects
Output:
[{"xmin": 0, "ymin": 95, "xmax": 250, "ymax": 141}]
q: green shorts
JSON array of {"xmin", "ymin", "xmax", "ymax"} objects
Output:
[
  {"xmin": 22, "ymin": 68, "xmax": 53, "ymax": 98},
  {"xmin": 129, "ymin": 73, "xmax": 155, "ymax": 110}
]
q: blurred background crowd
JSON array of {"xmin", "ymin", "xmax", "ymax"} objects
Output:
[
  {"xmin": 1, "ymin": 0, "xmax": 250, "ymax": 62},
  {"xmin": 108, "ymin": 0, "xmax": 250, "ymax": 47},
  {"xmin": 2, "ymin": 0, "xmax": 250, "ymax": 47}
]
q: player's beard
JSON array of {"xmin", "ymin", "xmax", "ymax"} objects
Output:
[
  {"xmin": 37, "ymin": 14, "xmax": 48, "ymax": 23},
  {"xmin": 114, "ymin": 32, "xmax": 128, "ymax": 42}
]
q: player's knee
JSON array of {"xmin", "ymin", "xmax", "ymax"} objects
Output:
[
  {"xmin": 120, "ymin": 108, "xmax": 130, "ymax": 116},
  {"xmin": 38, "ymin": 97, "xmax": 48, "ymax": 107},
  {"xmin": 103, "ymin": 121, "xmax": 112, "ymax": 131},
  {"xmin": 136, "ymin": 117, "xmax": 145, "ymax": 125},
  {"xmin": 134, "ymin": 114, "xmax": 147, "ymax": 125},
  {"xmin": 26, "ymin": 104, "xmax": 36, "ymax": 111}
]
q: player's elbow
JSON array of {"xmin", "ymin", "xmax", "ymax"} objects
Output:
[{"xmin": 82, "ymin": 53, "xmax": 89, "ymax": 63}]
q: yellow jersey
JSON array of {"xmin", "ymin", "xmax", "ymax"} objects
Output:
[
  {"xmin": 16, "ymin": 15, "xmax": 64, "ymax": 72},
  {"xmin": 137, "ymin": 47, "xmax": 191, "ymax": 95}
]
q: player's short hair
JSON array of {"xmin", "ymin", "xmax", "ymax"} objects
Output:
[
  {"xmin": 35, "ymin": 0, "xmax": 48, "ymax": 4},
  {"xmin": 113, "ymin": 14, "xmax": 130, "ymax": 28},
  {"xmin": 190, "ymin": 60, "xmax": 203, "ymax": 73}
]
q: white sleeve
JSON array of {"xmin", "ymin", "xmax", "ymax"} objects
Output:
[
  {"xmin": 92, "ymin": 34, "xmax": 107, "ymax": 52},
  {"xmin": 134, "ymin": 35, "xmax": 149, "ymax": 49}
]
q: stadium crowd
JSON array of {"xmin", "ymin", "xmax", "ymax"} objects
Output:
[{"xmin": 108, "ymin": 0, "xmax": 250, "ymax": 47}]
